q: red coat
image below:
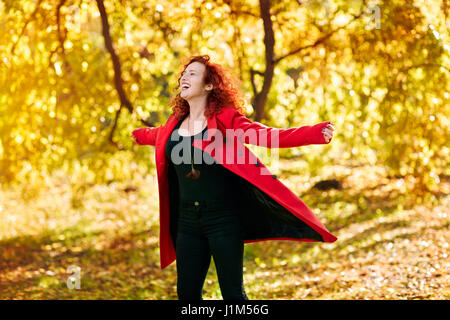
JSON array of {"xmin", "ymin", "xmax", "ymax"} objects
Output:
[{"xmin": 132, "ymin": 106, "xmax": 337, "ymax": 270}]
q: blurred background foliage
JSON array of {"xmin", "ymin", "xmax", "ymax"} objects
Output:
[
  {"xmin": 0, "ymin": 0, "xmax": 448, "ymax": 194},
  {"xmin": 1, "ymin": 0, "xmax": 449, "ymax": 300}
]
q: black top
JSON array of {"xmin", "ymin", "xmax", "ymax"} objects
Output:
[{"xmin": 165, "ymin": 117, "xmax": 239, "ymax": 204}]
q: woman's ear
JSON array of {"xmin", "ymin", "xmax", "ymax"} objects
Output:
[{"xmin": 205, "ymin": 84, "xmax": 213, "ymax": 91}]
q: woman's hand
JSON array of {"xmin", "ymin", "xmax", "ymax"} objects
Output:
[{"xmin": 322, "ymin": 122, "xmax": 335, "ymax": 143}]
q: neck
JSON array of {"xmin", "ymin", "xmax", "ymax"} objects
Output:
[{"xmin": 187, "ymin": 95, "xmax": 208, "ymax": 119}]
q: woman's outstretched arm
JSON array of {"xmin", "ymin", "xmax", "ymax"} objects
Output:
[
  {"xmin": 227, "ymin": 108, "xmax": 334, "ymax": 148},
  {"xmin": 131, "ymin": 126, "xmax": 161, "ymax": 146}
]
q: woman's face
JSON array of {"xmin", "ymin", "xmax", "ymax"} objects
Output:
[{"xmin": 179, "ymin": 61, "xmax": 212, "ymax": 100}]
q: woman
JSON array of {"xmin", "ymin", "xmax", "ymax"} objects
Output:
[{"xmin": 132, "ymin": 55, "xmax": 336, "ymax": 300}]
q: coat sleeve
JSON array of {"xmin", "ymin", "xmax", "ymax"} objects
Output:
[
  {"xmin": 229, "ymin": 109, "xmax": 333, "ymax": 148},
  {"xmin": 131, "ymin": 126, "xmax": 161, "ymax": 146}
]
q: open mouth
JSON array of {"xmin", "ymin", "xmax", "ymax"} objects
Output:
[{"xmin": 181, "ymin": 84, "xmax": 190, "ymax": 90}]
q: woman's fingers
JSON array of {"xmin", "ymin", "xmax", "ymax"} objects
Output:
[
  {"xmin": 322, "ymin": 127, "xmax": 333, "ymax": 142},
  {"xmin": 322, "ymin": 123, "xmax": 335, "ymax": 134},
  {"xmin": 324, "ymin": 122, "xmax": 335, "ymax": 142}
]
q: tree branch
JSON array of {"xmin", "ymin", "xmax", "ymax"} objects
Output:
[
  {"xmin": 10, "ymin": 0, "xmax": 43, "ymax": 55},
  {"xmin": 96, "ymin": 0, "xmax": 155, "ymax": 150},
  {"xmin": 56, "ymin": 0, "xmax": 68, "ymax": 57},
  {"xmin": 96, "ymin": 0, "xmax": 133, "ymax": 114},
  {"xmin": 274, "ymin": 4, "xmax": 367, "ymax": 65},
  {"xmin": 252, "ymin": 0, "xmax": 276, "ymax": 122}
]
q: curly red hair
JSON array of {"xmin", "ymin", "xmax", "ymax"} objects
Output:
[{"xmin": 169, "ymin": 55, "xmax": 247, "ymax": 120}]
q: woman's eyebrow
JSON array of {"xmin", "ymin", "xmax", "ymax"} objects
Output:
[{"xmin": 182, "ymin": 70, "xmax": 196, "ymax": 75}]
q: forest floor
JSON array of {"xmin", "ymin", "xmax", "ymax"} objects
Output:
[{"xmin": 0, "ymin": 162, "xmax": 448, "ymax": 300}]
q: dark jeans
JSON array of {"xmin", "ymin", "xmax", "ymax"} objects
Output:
[{"xmin": 175, "ymin": 199, "xmax": 248, "ymax": 300}]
